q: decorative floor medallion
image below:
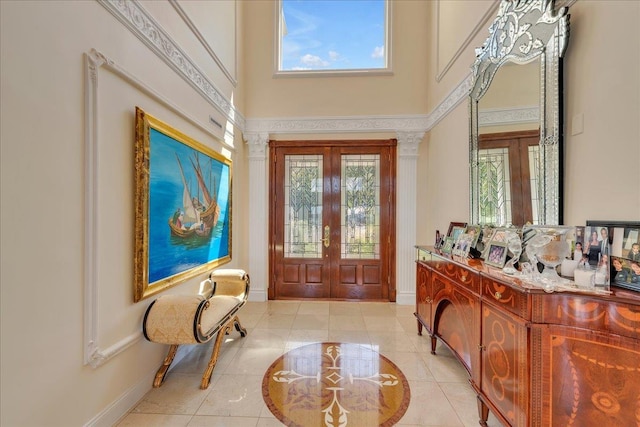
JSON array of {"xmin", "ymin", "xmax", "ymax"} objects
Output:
[{"xmin": 262, "ymin": 342, "xmax": 410, "ymax": 427}]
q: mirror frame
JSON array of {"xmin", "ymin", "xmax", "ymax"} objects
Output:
[{"xmin": 469, "ymin": 0, "xmax": 570, "ymax": 226}]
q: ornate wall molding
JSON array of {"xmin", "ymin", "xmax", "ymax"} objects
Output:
[
  {"xmin": 245, "ymin": 132, "xmax": 270, "ymax": 158},
  {"xmin": 396, "ymin": 131, "xmax": 425, "ymax": 157},
  {"xmin": 83, "ymin": 48, "xmax": 229, "ymax": 368},
  {"xmin": 479, "ymin": 105, "xmax": 539, "ymax": 127},
  {"xmin": 245, "ymin": 115, "xmax": 429, "ymax": 134},
  {"xmin": 98, "ymin": 0, "xmax": 245, "ymax": 130}
]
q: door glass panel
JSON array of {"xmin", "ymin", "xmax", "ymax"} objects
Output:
[
  {"xmin": 284, "ymin": 155, "xmax": 323, "ymax": 258},
  {"xmin": 341, "ymin": 154, "xmax": 380, "ymax": 259},
  {"xmin": 478, "ymin": 148, "xmax": 512, "ymax": 225}
]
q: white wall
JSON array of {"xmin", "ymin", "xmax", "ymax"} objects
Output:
[{"xmin": 0, "ymin": 1, "xmax": 246, "ymax": 426}]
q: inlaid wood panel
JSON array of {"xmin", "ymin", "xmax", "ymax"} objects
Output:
[
  {"xmin": 415, "ymin": 262, "xmax": 432, "ymax": 336},
  {"xmin": 481, "ymin": 302, "xmax": 530, "ymax": 427},
  {"xmin": 543, "ymin": 325, "xmax": 640, "ymax": 426},
  {"xmin": 482, "ymin": 275, "xmax": 530, "ymax": 319},
  {"xmin": 538, "ymin": 294, "xmax": 640, "ymax": 341},
  {"xmin": 432, "ymin": 258, "xmax": 480, "ymax": 294}
]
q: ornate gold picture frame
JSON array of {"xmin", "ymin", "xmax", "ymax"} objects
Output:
[{"xmin": 134, "ymin": 107, "xmax": 232, "ymax": 302}]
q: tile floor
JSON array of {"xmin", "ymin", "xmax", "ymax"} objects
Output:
[{"xmin": 118, "ymin": 301, "xmax": 500, "ymax": 426}]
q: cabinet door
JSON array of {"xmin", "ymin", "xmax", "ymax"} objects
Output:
[
  {"xmin": 416, "ymin": 262, "xmax": 432, "ymax": 334},
  {"xmin": 539, "ymin": 324, "xmax": 640, "ymax": 427},
  {"xmin": 432, "ymin": 272, "xmax": 480, "ymax": 379},
  {"xmin": 481, "ymin": 302, "xmax": 530, "ymax": 427}
]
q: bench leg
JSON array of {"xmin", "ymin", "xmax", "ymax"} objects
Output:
[
  {"xmin": 153, "ymin": 344, "xmax": 179, "ymax": 388},
  {"xmin": 201, "ymin": 323, "xmax": 232, "ymax": 389},
  {"xmin": 232, "ymin": 315, "xmax": 248, "ymax": 337}
]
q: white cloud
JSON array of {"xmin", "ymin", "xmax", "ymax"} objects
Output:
[
  {"xmin": 300, "ymin": 54, "xmax": 329, "ymax": 67},
  {"xmin": 371, "ymin": 45, "xmax": 384, "ymax": 59},
  {"xmin": 328, "ymin": 51, "xmax": 340, "ymax": 61}
]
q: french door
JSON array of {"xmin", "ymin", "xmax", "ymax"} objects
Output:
[
  {"xmin": 478, "ymin": 130, "xmax": 540, "ymax": 226},
  {"xmin": 269, "ymin": 140, "xmax": 396, "ymax": 301}
]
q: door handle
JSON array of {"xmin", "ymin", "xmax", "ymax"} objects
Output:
[{"xmin": 321, "ymin": 225, "xmax": 330, "ymax": 248}]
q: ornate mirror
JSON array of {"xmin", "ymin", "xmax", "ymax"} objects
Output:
[{"xmin": 469, "ymin": 0, "xmax": 570, "ymax": 226}]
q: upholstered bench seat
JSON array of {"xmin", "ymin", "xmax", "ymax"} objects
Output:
[{"xmin": 143, "ymin": 269, "xmax": 250, "ymax": 389}]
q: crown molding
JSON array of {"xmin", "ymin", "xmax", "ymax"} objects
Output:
[
  {"xmin": 479, "ymin": 105, "xmax": 539, "ymax": 127},
  {"xmin": 168, "ymin": 0, "xmax": 237, "ymax": 87},
  {"xmin": 98, "ymin": 0, "xmax": 245, "ymax": 130}
]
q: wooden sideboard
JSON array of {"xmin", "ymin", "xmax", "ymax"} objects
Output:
[{"xmin": 415, "ymin": 246, "xmax": 640, "ymax": 426}]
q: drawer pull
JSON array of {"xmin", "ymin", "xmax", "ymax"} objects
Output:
[
  {"xmin": 494, "ymin": 291, "xmax": 502, "ymax": 300},
  {"xmin": 478, "ymin": 344, "xmax": 486, "ymax": 351}
]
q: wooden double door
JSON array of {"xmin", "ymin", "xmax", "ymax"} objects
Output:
[{"xmin": 269, "ymin": 140, "xmax": 396, "ymax": 301}]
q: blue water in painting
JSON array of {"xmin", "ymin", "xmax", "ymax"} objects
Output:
[{"xmin": 147, "ymin": 128, "xmax": 230, "ymax": 283}]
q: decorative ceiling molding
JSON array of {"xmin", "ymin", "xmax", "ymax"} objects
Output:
[
  {"xmin": 244, "ymin": 115, "xmax": 429, "ymax": 134},
  {"xmin": 479, "ymin": 105, "xmax": 539, "ymax": 127},
  {"xmin": 98, "ymin": 0, "xmax": 245, "ymax": 130},
  {"xmin": 168, "ymin": 0, "xmax": 237, "ymax": 87}
]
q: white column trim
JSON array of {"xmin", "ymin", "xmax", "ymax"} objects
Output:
[
  {"xmin": 245, "ymin": 132, "xmax": 270, "ymax": 301},
  {"xmin": 395, "ymin": 131, "xmax": 424, "ymax": 305}
]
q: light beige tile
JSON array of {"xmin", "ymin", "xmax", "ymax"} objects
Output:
[
  {"xmin": 196, "ymin": 374, "xmax": 265, "ymax": 417},
  {"xmin": 241, "ymin": 328, "xmax": 290, "ymax": 350},
  {"xmin": 117, "ymin": 413, "xmax": 192, "ymax": 426},
  {"xmin": 187, "ymin": 415, "xmax": 260, "ymax": 426},
  {"xmin": 421, "ymin": 350, "xmax": 470, "ymax": 384},
  {"xmin": 327, "ymin": 329, "xmax": 371, "ymax": 346},
  {"xmin": 285, "ymin": 329, "xmax": 329, "ymax": 351},
  {"xmin": 297, "ymin": 301, "xmax": 330, "ymax": 315},
  {"xmin": 291, "ymin": 313, "xmax": 330, "ymax": 330},
  {"xmin": 256, "ymin": 416, "xmax": 285, "ymax": 426},
  {"xmin": 255, "ymin": 313, "xmax": 296, "ymax": 329},
  {"xmin": 363, "ymin": 315, "xmax": 405, "ymax": 331},
  {"xmin": 383, "ymin": 351, "xmax": 436, "ymax": 381},
  {"xmin": 439, "ymin": 382, "xmax": 502, "ymax": 427},
  {"xmin": 265, "ymin": 300, "xmax": 300, "ymax": 315},
  {"xmin": 358, "ymin": 302, "xmax": 396, "ymax": 316},
  {"xmin": 132, "ymin": 373, "xmax": 210, "ymax": 415},
  {"xmin": 399, "ymin": 380, "xmax": 464, "ymax": 426},
  {"xmin": 368, "ymin": 331, "xmax": 417, "ymax": 353},
  {"xmin": 329, "ymin": 314, "xmax": 366, "ymax": 331},
  {"xmin": 221, "ymin": 347, "xmax": 284, "ymax": 376},
  {"xmin": 329, "ymin": 301, "xmax": 361, "ymax": 315}
]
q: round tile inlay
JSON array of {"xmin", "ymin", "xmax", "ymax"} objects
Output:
[{"xmin": 262, "ymin": 342, "xmax": 410, "ymax": 426}]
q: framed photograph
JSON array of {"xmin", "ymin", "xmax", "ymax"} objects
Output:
[
  {"xmin": 452, "ymin": 233, "xmax": 475, "ymax": 258},
  {"xmin": 611, "ymin": 256, "xmax": 640, "ymax": 292},
  {"xmin": 465, "ymin": 225, "xmax": 481, "ymax": 248},
  {"xmin": 485, "ymin": 242, "xmax": 508, "ymax": 268},
  {"xmin": 447, "ymin": 222, "xmax": 467, "ymax": 238},
  {"xmin": 441, "ymin": 236, "xmax": 455, "ymax": 255},
  {"xmin": 134, "ymin": 107, "xmax": 232, "ymax": 302},
  {"xmin": 587, "ymin": 221, "xmax": 640, "ymax": 292}
]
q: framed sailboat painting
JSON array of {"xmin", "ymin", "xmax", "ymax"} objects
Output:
[{"xmin": 133, "ymin": 107, "xmax": 232, "ymax": 302}]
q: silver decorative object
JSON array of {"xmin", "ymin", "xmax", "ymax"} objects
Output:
[{"xmin": 502, "ymin": 230, "xmax": 522, "ymax": 275}]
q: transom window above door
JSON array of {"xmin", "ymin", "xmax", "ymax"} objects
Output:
[{"xmin": 277, "ymin": 0, "xmax": 391, "ymax": 76}]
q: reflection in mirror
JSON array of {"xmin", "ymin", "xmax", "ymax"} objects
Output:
[
  {"xmin": 469, "ymin": 0, "xmax": 570, "ymax": 226},
  {"xmin": 478, "ymin": 60, "xmax": 540, "ymax": 225}
]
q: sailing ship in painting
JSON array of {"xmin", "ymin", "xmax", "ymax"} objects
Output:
[{"xmin": 168, "ymin": 153, "xmax": 220, "ymax": 240}]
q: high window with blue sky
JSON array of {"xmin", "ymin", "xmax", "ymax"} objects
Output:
[{"xmin": 278, "ymin": 0, "xmax": 390, "ymax": 74}]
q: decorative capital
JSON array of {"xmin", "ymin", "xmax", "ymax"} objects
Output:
[
  {"xmin": 244, "ymin": 132, "xmax": 269, "ymax": 158},
  {"xmin": 396, "ymin": 131, "xmax": 424, "ymax": 157}
]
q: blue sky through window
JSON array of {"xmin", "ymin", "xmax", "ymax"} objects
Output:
[{"xmin": 280, "ymin": 0, "xmax": 387, "ymax": 71}]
